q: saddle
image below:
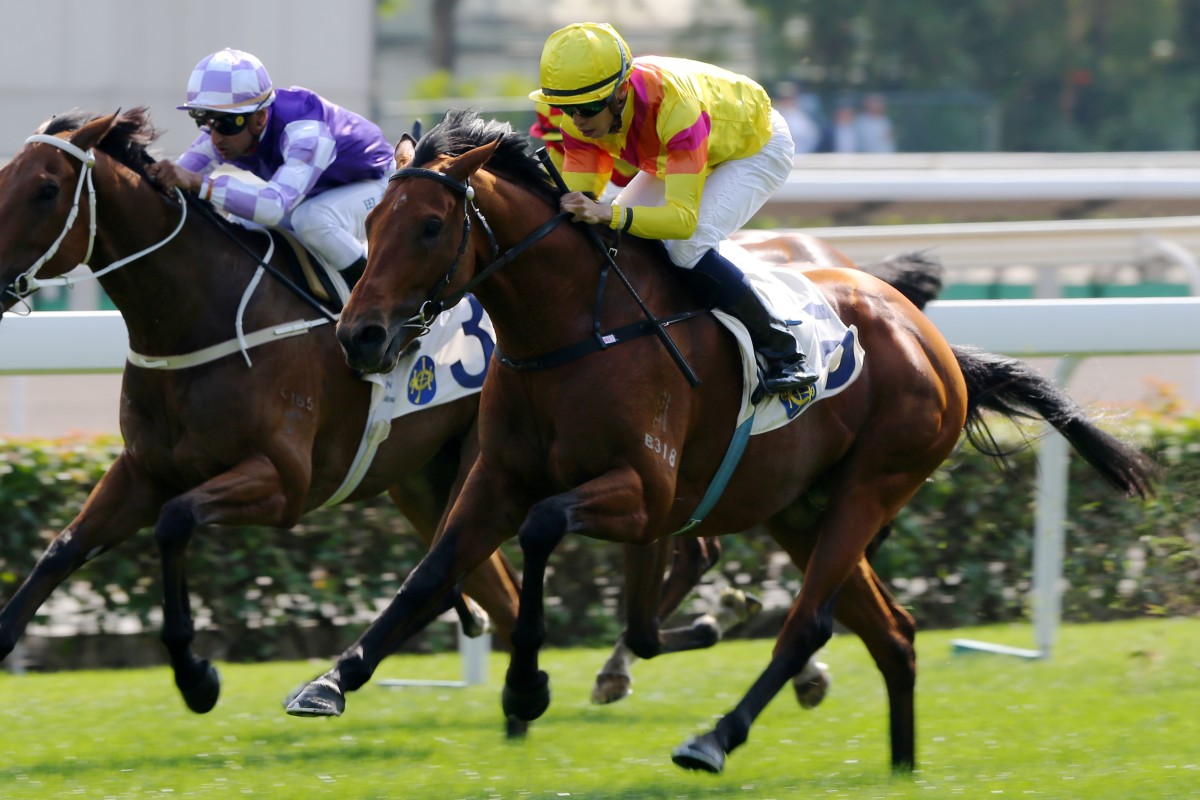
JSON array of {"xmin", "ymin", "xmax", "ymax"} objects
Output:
[{"xmin": 270, "ymin": 229, "xmax": 344, "ymax": 311}]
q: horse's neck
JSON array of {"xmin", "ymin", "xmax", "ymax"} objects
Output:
[
  {"xmin": 472, "ymin": 181, "xmax": 670, "ymax": 359},
  {"xmin": 92, "ymin": 162, "xmax": 277, "ymax": 352}
]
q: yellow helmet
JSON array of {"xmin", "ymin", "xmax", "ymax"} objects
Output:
[{"xmin": 528, "ymin": 22, "xmax": 632, "ymax": 106}]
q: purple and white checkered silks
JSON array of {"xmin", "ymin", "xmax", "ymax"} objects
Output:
[
  {"xmin": 177, "ymin": 48, "xmax": 275, "ymax": 112},
  {"xmin": 181, "ymin": 118, "xmax": 338, "ymax": 226}
]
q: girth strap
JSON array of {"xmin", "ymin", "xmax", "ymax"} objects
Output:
[{"xmin": 495, "ymin": 308, "xmax": 708, "ymax": 372}]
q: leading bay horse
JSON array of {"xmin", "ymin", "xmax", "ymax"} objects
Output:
[
  {"xmin": 286, "ymin": 110, "xmax": 1157, "ymax": 774},
  {"xmin": 0, "ymin": 108, "xmax": 522, "ymax": 713}
]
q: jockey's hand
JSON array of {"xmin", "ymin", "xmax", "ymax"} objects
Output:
[
  {"xmin": 146, "ymin": 160, "xmax": 203, "ymax": 194},
  {"xmin": 560, "ymin": 191, "xmax": 611, "ymax": 226}
]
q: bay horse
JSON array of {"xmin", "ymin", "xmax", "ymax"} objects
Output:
[
  {"xmin": 286, "ymin": 110, "xmax": 1156, "ymax": 774},
  {"xmin": 0, "ymin": 108, "xmax": 523, "ymax": 714}
]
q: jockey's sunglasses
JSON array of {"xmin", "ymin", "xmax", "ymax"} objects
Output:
[
  {"xmin": 551, "ymin": 100, "xmax": 609, "ymax": 119},
  {"xmin": 189, "ymin": 109, "xmax": 250, "ymax": 136}
]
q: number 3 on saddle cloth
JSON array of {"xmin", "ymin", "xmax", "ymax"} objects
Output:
[
  {"xmin": 673, "ymin": 245, "xmax": 865, "ymax": 534},
  {"xmin": 323, "ymin": 294, "xmax": 494, "ymax": 506}
]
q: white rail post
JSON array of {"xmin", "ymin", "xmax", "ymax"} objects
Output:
[
  {"xmin": 1031, "ymin": 358, "xmax": 1081, "ymax": 657},
  {"xmin": 458, "ymin": 625, "xmax": 490, "ymax": 686}
]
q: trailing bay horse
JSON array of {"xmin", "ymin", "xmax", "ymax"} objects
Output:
[
  {"xmin": 287, "ymin": 110, "xmax": 1156, "ymax": 774},
  {"xmin": 0, "ymin": 108, "xmax": 524, "ymax": 713}
]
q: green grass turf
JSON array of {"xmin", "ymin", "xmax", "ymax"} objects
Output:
[{"xmin": 1, "ymin": 618, "xmax": 1197, "ymax": 799}]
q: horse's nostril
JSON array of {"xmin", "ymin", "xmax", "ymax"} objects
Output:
[{"xmin": 356, "ymin": 325, "xmax": 387, "ymax": 349}]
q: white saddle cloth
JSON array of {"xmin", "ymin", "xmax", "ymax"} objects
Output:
[
  {"xmin": 715, "ymin": 240, "xmax": 866, "ymax": 436},
  {"xmin": 322, "ymin": 296, "xmax": 493, "ymax": 507}
]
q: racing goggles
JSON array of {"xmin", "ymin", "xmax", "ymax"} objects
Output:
[
  {"xmin": 551, "ymin": 99, "xmax": 609, "ymax": 119},
  {"xmin": 189, "ymin": 109, "xmax": 251, "ymax": 136}
]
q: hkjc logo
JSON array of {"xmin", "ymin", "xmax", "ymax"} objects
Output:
[
  {"xmin": 779, "ymin": 383, "xmax": 817, "ymax": 419},
  {"xmin": 407, "ymin": 355, "xmax": 437, "ymax": 405}
]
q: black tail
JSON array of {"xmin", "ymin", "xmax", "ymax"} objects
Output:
[
  {"xmin": 953, "ymin": 345, "xmax": 1158, "ymax": 498},
  {"xmin": 861, "ymin": 250, "xmax": 944, "ymax": 311}
]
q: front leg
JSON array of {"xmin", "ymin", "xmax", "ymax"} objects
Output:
[
  {"xmin": 287, "ymin": 460, "xmax": 523, "ymax": 718},
  {"xmin": 503, "ymin": 465, "xmax": 653, "ymax": 723}
]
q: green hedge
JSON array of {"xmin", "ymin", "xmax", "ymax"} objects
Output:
[{"xmin": 2, "ymin": 406, "xmax": 1197, "ymax": 663}]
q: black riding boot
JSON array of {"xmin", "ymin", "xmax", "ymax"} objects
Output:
[
  {"xmin": 339, "ymin": 255, "xmax": 367, "ymax": 291},
  {"xmin": 694, "ymin": 249, "xmax": 819, "ymax": 396}
]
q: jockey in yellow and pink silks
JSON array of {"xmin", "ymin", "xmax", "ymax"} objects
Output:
[{"xmin": 528, "ymin": 22, "xmax": 816, "ymax": 395}]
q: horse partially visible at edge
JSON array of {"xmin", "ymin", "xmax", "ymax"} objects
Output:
[
  {"xmin": 0, "ymin": 108, "xmax": 523, "ymax": 718},
  {"xmin": 286, "ymin": 109, "xmax": 1157, "ymax": 775}
]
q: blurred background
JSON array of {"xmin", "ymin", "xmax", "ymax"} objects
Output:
[{"xmin": 4, "ymin": 0, "xmax": 1200, "ymax": 434}]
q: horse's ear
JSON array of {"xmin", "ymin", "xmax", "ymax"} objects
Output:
[
  {"xmin": 394, "ymin": 133, "xmax": 416, "ymax": 169},
  {"xmin": 70, "ymin": 110, "xmax": 121, "ymax": 152},
  {"xmin": 445, "ymin": 139, "xmax": 500, "ymax": 184}
]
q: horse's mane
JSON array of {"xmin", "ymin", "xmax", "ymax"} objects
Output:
[
  {"xmin": 414, "ymin": 109, "xmax": 560, "ymax": 206},
  {"xmin": 39, "ymin": 107, "xmax": 158, "ymax": 175},
  {"xmin": 39, "ymin": 107, "xmax": 253, "ymax": 242}
]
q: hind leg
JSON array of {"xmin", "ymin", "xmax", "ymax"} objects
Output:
[
  {"xmin": 771, "ymin": 519, "xmax": 913, "ymax": 762},
  {"xmin": 593, "ymin": 536, "xmax": 742, "ymax": 704},
  {"xmin": 672, "ymin": 486, "xmax": 903, "ymax": 774},
  {"xmin": 155, "ymin": 455, "xmax": 290, "ymax": 713},
  {"xmin": 834, "ymin": 560, "xmax": 917, "ymax": 771},
  {"xmin": 0, "ymin": 454, "xmax": 160, "ymax": 665},
  {"xmin": 783, "ymin": 522, "xmax": 899, "ymax": 713}
]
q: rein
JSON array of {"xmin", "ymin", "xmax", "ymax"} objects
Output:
[
  {"xmin": 392, "ymin": 155, "xmax": 702, "ymax": 386},
  {"xmin": 174, "ymin": 180, "xmax": 338, "ymax": 324},
  {"xmin": 387, "ymin": 166, "xmax": 508, "ymax": 334},
  {"xmin": 11, "ymin": 132, "xmax": 335, "ymax": 369}
]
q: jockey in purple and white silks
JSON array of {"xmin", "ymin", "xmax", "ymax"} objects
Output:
[{"xmin": 147, "ymin": 48, "xmax": 394, "ymax": 306}]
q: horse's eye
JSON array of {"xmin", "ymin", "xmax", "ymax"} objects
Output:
[
  {"xmin": 34, "ymin": 181, "xmax": 59, "ymax": 204},
  {"xmin": 421, "ymin": 218, "xmax": 443, "ymax": 240}
]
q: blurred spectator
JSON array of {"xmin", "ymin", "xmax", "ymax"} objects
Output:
[
  {"xmin": 855, "ymin": 93, "xmax": 896, "ymax": 153},
  {"xmin": 773, "ymin": 81, "xmax": 821, "ymax": 154},
  {"xmin": 832, "ymin": 104, "xmax": 858, "ymax": 153}
]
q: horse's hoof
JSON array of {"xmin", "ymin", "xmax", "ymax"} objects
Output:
[
  {"xmin": 459, "ymin": 596, "xmax": 491, "ymax": 639},
  {"xmin": 284, "ymin": 676, "xmax": 346, "ymax": 717},
  {"xmin": 590, "ymin": 672, "xmax": 633, "ymax": 705},
  {"xmin": 501, "ymin": 669, "xmax": 550, "ymax": 722},
  {"xmin": 793, "ymin": 660, "xmax": 831, "ymax": 710},
  {"xmin": 176, "ymin": 659, "xmax": 221, "ymax": 714},
  {"xmin": 719, "ymin": 587, "xmax": 763, "ymax": 619},
  {"xmin": 741, "ymin": 591, "xmax": 764, "ymax": 616},
  {"xmin": 505, "ymin": 715, "xmax": 530, "ymax": 739},
  {"xmin": 671, "ymin": 732, "xmax": 726, "ymax": 773}
]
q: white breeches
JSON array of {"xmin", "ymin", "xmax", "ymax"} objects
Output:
[
  {"xmin": 284, "ymin": 170, "xmax": 391, "ymax": 271},
  {"xmin": 613, "ymin": 108, "xmax": 795, "ymax": 268}
]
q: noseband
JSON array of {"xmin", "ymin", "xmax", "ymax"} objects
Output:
[
  {"xmin": 387, "ymin": 165, "xmax": 566, "ymax": 334},
  {"xmin": 9, "ymin": 135, "xmax": 98, "ymax": 299}
]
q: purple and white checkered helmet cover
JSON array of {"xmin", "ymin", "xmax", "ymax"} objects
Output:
[{"xmin": 177, "ymin": 48, "xmax": 275, "ymax": 113}]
